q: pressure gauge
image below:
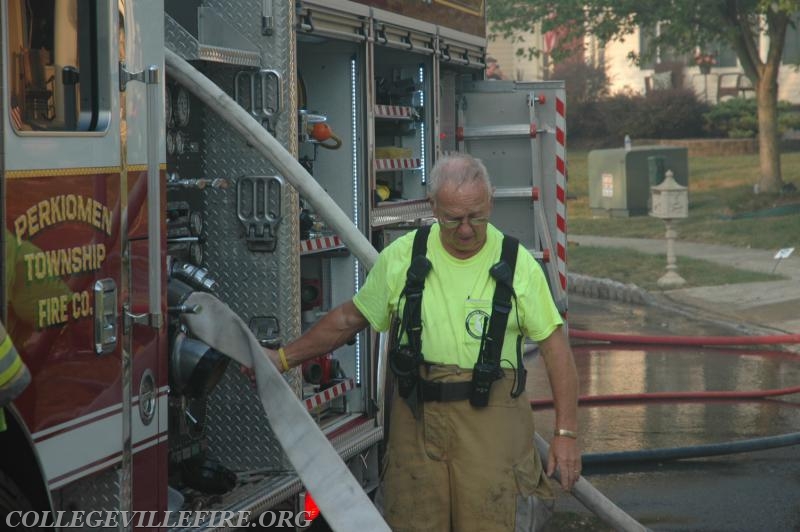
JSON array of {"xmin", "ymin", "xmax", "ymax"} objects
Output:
[
  {"xmin": 189, "ymin": 243, "xmax": 204, "ymax": 265},
  {"xmin": 165, "ymin": 86, "xmax": 173, "ymax": 126},
  {"xmin": 189, "ymin": 212, "xmax": 203, "ymax": 236},
  {"xmin": 175, "ymin": 130, "xmax": 186, "ymax": 155},
  {"xmin": 175, "ymin": 87, "xmax": 191, "ymax": 127},
  {"xmin": 166, "ymin": 130, "xmax": 176, "ymax": 156}
]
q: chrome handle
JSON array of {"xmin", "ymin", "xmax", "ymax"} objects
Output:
[
  {"xmin": 94, "ymin": 279, "xmax": 118, "ymax": 355},
  {"xmin": 145, "ymin": 65, "xmax": 163, "ymax": 327}
]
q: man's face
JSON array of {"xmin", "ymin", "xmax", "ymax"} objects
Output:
[{"xmin": 431, "ymin": 180, "xmax": 493, "ymax": 259}]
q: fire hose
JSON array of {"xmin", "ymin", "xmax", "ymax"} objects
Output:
[
  {"xmin": 569, "ymin": 329, "xmax": 800, "ymax": 346},
  {"xmin": 531, "ymin": 384, "xmax": 800, "ymax": 407},
  {"xmin": 539, "ymin": 330, "xmax": 800, "ymax": 470},
  {"xmin": 166, "ymin": 47, "xmax": 648, "ymax": 532},
  {"xmin": 580, "ymin": 431, "xmax": 800, "ymax": 466},
  {"xmin": 534, "ymin": 434, "xmax": 649, "ymax": 532},
  {"xmin": 182, "ymin": 291, "xmax": 390, "ymax": 532}
]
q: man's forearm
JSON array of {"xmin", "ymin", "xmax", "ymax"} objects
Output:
[
  {"xmin": 281, "ymin": 300, "xmax": 369, "ymax": 367},
  {"xmin": 540, "ymin": 326, "xmax": 579, "ymax": 432}
]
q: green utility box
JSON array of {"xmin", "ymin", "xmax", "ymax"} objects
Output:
[{"xmin": 588, "ymin": 146, "xmax": 689, "ymax": 217}]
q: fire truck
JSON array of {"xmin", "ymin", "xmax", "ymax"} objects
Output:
[{"xmin": 0, "ymin": 0, "xmax": 567, "ymax": 528}]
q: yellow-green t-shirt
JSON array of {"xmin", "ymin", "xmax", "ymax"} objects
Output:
[{"xmin": 353, "ymin": 224, "xmax": 563, "ymax": 369}]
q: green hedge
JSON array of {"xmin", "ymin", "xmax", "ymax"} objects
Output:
[
  {"xmin": 703, "ymin": 97, "xmax": 800, "ymax": 138},
  {"xmin": 558, "ymin": 61, "xmax": 800, "ymax": 142}
]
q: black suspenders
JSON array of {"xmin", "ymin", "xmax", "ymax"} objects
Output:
[
  {"xmin": 484, "ymin": 234, "xmax": 519, "ymax": 367},
  {"xmin": 389, "ymin": 226, "xmax": 525, "ymax": 407},
  {"xmin": 389, "ymin": 226, "xmax": 432, "ymax": 401},
  {"xmin": 471, "ymin": 234, "xmax": 521, "ymax": 406}
]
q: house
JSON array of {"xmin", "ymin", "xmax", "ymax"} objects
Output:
[{"xmin": 488, "ymin": 17, "xmax": 800, "ymax": 105}]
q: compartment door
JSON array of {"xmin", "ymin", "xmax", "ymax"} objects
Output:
[{"xmin": 2, "ymin": 0, "xmax": 127, "ymax": 494}]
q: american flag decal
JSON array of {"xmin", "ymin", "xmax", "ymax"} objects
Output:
[{"xmin": 10, "ymin": 105, "xmax": 24, "ymax": 130}]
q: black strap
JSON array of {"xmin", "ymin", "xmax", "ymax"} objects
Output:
[
  {"xmin": 480, "ymin": 234, "xmax": 519, "ymax": 368},
  {"xmin": 421, "ymin": 380, "xmax": 472, "ymax": 402},
  {"xmin": 412, "ymin": 224, "xmax": 431, "ymax": 258},
  {"xmin": 398, "ymin": 225, "xmax": 432, "ymax": 355},
  {"xmin": 390, "ymin": 226, "xmax": 432, "ymax": 408}
]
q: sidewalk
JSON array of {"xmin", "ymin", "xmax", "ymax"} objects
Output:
[{"xmin": 568, "ymin": 235, "xmax": 800, "ymax": 335}]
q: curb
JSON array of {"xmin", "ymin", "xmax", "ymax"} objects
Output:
[{"xmin": 567, "ymin": 273, "xmax": 655, "ymax": 305}]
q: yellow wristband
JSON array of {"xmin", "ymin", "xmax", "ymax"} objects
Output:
[
  {"xmin": 278, "ymin": 347, "xmax": 290, "ymax": 372},
  {"xmin": 554, "ymin": 428, "xmax": 578, "ymax": 439}
]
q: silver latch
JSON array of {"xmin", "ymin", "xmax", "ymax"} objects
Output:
[{"xmin": 234, "ymin": 68, "xmax": 283, "ymax": 131}]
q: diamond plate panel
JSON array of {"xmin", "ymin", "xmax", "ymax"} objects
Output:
[
  {"xmin": 165, "ymin": 8, "xmax": 262, "ymax": 67},
  {"xmin": 186, "ymin": 0, "xmax": 301, "ymax": 472},
  {"xmin": 165, "ymin": 13, "xmax": 200, "ymax": 61},
  {"xmin": 56, "ymin": 468, "xmax": 120, "ymax": 528},
  {"xmin": 199, "ymin": 107, "xmax": 297, "ymax": 471},
  {"xmin": 205, "ymin": 0, "xmax": 279, "ymax": 55}
]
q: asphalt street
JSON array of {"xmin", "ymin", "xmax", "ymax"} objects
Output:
[{"xmin": 535, "ymin": 294, "xmax": 800, "ymax": 532}]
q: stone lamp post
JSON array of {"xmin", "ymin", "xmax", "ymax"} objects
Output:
[{"xmin": 650, "ymin": 170, "xmax": 689, "ymax": 288}]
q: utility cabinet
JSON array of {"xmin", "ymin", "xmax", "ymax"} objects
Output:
[{"xmin": 588, "ymin": 146, "xmax": 688, "ymax": 217}]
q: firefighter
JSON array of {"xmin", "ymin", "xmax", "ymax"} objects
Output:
[
  {"xmin": 0, "ymin": 320, "xmax": 30, "ymax": 432},
  {"xmin": 266, "ymin": 153, "xmax": 579, "ymax": 531}
]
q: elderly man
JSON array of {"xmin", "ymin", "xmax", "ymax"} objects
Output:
[{"xmin": 267, "ymin": 153, "xmax": 580, "ymax": 531}]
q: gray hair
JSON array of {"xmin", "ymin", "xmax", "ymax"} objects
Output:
[{"xmin": 427, "ymin": 153, "xmax": 493, "ymax": 201}]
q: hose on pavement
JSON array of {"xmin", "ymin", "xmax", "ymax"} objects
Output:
[
  {"xmin": 534, "ymin": 434, "xmax": 651, "ymax": 532},
  {"xmin": 581, "ymin": 431, "xmax": 800, "ymax": 467},
  {"xmin": 531, "ymin": 384, "xmax": 800, "ymax": 408},
  {"xmin": 569, "ymin": 329, "xmax": 800, "ymax": 346}
]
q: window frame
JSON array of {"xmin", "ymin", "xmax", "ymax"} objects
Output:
[{"xmin": 5, "ymin": 0, "xmax": 113, "ymax": 136}]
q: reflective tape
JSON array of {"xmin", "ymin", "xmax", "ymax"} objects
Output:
[{"xmin": 0, "ymin": 326, "xmax": 31, "ymax": 405}]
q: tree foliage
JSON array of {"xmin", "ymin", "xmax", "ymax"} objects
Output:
[{"xmin": 488, "ymin": 0, "xmax": 800, "ymax": 192}]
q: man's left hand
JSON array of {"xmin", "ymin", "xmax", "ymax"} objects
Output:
[{"xmin": 548, "ymin": 435, "xmax": 581, "ymax": 491}]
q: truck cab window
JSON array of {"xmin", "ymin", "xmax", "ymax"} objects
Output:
[{"xmin": 6, "ymin": 0, "xmax": 110, "ymax": 133}]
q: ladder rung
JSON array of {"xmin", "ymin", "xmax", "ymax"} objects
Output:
[
  {"xmin": 494, "ymin": 187, "xmax": 533, "ymax": 199},
  {"xmin": 460, "ymin": 124, "xmax": 546, "ymax": 139}
]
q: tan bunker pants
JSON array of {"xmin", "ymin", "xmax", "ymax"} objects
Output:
[{"xmin": 382, "ymin": 365, "xmax": 553, "ymax": 532}]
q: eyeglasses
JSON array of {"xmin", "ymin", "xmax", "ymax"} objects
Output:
[{"xmin": 438, "ymin": 216, "xmax": 490, "ymax": 230}]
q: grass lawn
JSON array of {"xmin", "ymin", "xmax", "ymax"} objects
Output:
[
  {"xmin": 567, "ymin": 243, "xmax": 786, "ymax": 290},
  {"xmin": 564, "ymin": 148, "xmax": 800, "ymax": 288}
]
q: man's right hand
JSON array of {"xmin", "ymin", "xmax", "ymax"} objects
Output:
[{"xmin": 239, "ymin": 347, "xmax": 284, "ymax": 383}]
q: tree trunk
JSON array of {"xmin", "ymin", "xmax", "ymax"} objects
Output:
[{"xmin": 756, "ymin": 75, "xmax": 783, "ymax": 193}]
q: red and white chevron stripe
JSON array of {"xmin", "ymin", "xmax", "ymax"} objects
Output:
[
  {"xmin": 375, "ymin": 158, "xmax": 421, "ymax": 171},
  {"xmin": 299, "ymin": 235, "xmax": 344, "ymax": 255},
  {"xmin": 374, "ymin": 105, "xmax": 414, "ymax": 119},
  {"xmin": 555, "ymin": 94, "xmax": 568, "ymax": 292},
  {"xmin": 305, "ymin": 379, "xmax": 355, "ymax": 411}
]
